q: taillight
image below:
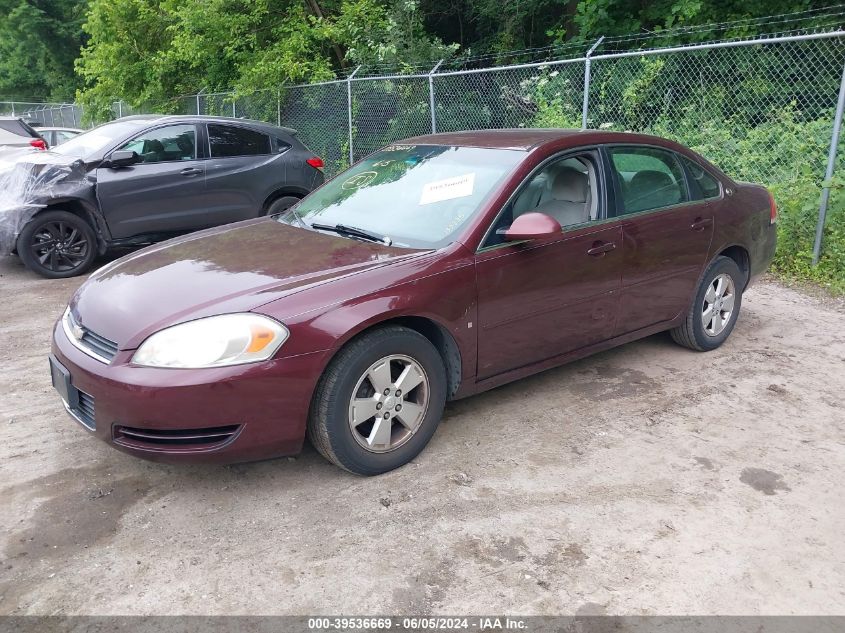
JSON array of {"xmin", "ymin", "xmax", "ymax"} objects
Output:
[
  {"xmin": 768, "ymin": 191, "xmax": 778, "ymax": 225},
  {"xmin": 306, "ymin": 157, "xmax": 324, "ymax": 171},
  {"xmin": 30, "ymin": 138, "xmax": 47, "ymax": 150}
]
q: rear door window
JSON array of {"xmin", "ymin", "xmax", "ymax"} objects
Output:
[
  {"xmin": 608, "ymin": 146, "xmax": 689, "ymax": 214},
  {"xmin": 208, "ymin": 124, "xmax": 271, "ymax": 157}
]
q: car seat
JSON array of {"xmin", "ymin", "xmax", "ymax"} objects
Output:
[
  {"xmin": 532, "ymin": 166, "xmax": 590, "ymax": 226},
  {"xmin": 142, "ymin": 139, "xmax": 166, "ymax": 163},
  {"xmin": 626, "ymin": 170, "xmax": 681, "ymax": 212}
]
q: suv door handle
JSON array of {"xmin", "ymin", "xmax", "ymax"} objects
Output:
[
  {"xmin": 691, "ymin": 217, "xmax": 713, "ymax": 231},
  {"xmin": 180, "ymin": 167, "xmax": 203, "ymax": 176},
  {"xmin": 587, "ymin": 241, "xmax": 616, "ymax": 257}
]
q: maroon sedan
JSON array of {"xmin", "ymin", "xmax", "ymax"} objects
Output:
[{"xmin": 50, "ymin": 129, "xmax": 777, "ymax": 475}]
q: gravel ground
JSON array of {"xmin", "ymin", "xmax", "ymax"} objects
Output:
[{"xmin": 0, "ymin": 253, "xmax": 843, "ymax": 616}]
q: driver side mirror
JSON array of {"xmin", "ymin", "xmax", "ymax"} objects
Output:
[
  {"xmin": 499, "ymin": 212, "xmax": 562, "ymax": 242},
  {"xmin": 104, "ymin": 150, "xmax": 140, "ymax": 168}
]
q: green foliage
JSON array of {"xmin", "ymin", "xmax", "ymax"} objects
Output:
[
  {"xmin": 525, "ymin": 68, "xmax": 582, "ymax": 128},
  {"xmin": 75, "ymin": 0, "xmax": 455, "ymax": 115},
  {"xmin": 568, "ymin": 0, "xmax": 821, "ymax": 44},
  {"xmin": 0, "ymin": 0, "xmax": 87, "ymax": 101}
]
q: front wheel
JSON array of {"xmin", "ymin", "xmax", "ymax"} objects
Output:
[
  {"xmin": 17, "ymin": 210, "xmax": 97, "ymax": 279},
  {"xmin": 671, "ymin": 256, "xmax": 744, "ymax": 351},
  {"xmin": 307, "ymin": 326, "xmax": 447, "ymax": 475}
]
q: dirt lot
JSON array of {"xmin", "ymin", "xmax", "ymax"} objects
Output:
[{"xmin": 1, "ymin": 253, "xmax": 843, "ymax": 616}]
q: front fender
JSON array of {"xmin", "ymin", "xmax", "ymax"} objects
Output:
[{"xmin": 268, "ymin": 262, "xmax": 478, "ymax": 394}]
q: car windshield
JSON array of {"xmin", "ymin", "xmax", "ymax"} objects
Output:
[
  {"xmin": 279, "ymin": 144, "xmax": 524, "ymax": 248},
  {"xmin": 52, "ymin": 120, "xmax": 153, "ymax": 159}
]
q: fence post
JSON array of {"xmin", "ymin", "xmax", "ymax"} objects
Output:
[
  {"xmin": 347, "ymin": 65, "xmax": 362, "ymax": 164},
  {"xmin": 428, "ymin": 60, "xmax": 444, "ymax": 133},
  {"xmin": 118, "ymin": 100, "xmax": 123, "ymax": 118},
  {"xmin": 10, "ymin": 102, "xmax": 14, "ymax": 117},
  {"xmin": 195, "ymin": 88, "xmax": 205, "ymax": 116},
  {"xmin": 277, "ymin": 88, "xmax": 282, "ymax": 127},
  {"xmin": 812, "ymin": 58, "xmax": 845, "ymax": 266},
  {"xmin": 581, "ymin": 36, "xmax": 605, "ymax": 130},
  {"xmin": 232, "ymin": 94, "xmax": 237, "ymax": 118}
]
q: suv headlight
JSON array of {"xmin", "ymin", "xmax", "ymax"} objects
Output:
[{"xmin": 132, "ymin": 314, "xmax": 288, "ymax": 368}]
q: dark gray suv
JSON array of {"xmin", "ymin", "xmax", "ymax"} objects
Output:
[{"xmin": 0, "ymin": 115, "xmax": 325, "ymax": 278}]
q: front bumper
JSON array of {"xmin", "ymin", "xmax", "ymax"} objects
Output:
[{"xmin": 51, "ymin": 319, "xmax": 328, "ymax": 464}]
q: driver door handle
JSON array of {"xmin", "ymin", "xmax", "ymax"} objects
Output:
[
  {"xmin": 180, "ymin": 167, "xmax": 203, "ymax": 176},
  {"xmin": 691, "ymin": 217, "xmax": 713, "ymax": 231},
  {"xmin": 587, "ymin": 241, "xmax": 616, "ymax": 257}
]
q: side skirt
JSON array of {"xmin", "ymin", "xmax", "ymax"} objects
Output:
[{"xmin": 457, "ymin": 317, "xmax": 684, "ymax": 399}]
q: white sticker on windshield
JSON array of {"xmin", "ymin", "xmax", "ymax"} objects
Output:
[{"xmin": 419, "ymin": 173, "xmax": 475, "ymax": 205}]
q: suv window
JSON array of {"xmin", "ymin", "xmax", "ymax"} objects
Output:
[
  {"xmin": 484, "ymin": 152, "xmax": 600, "ymax": 248},
  {"xmin": 682, "ymin": 156, "xmax": 721, "ymax": 200},
  {"xmin": 208, "ymin": 124, "xmax": 270, "ymax": 157},
  {"xmin": 609, "ymin": 146, "xmax": 688, "ymax": 214},
  {"xmin": 118, "ymin": 124, "xmax": 196, "ymax": 163}
]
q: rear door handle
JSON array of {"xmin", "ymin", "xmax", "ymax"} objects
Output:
[
  {"xmin": 691, "ymin": 217, "xmax": 713, "ymax": 231},
  {"xmin": 181, "ymin": 167, "xmax": 203, "ymax": 176},
  {"xmin": 587, "ymin": 241, "xmax": 616, "ymax": 257}
]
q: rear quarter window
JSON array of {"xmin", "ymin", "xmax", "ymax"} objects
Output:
[
  {"xmin": 208, "ymin": 124, "xmax": 271, "ymax": 158},
  {"xmin": 681, "ymin": 156, "xmax": 722, "ymax": 200},
  {"xmin": 274, "ymin": 136, "xmax": 292, "ymax": 154}
]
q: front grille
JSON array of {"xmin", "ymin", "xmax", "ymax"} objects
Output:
[
  {"xmin": 75, "ymin": 390, "xmax": 96, "ymax": 430},
  {"xmin": 113, "ymin": 424, "xmax": 242, "ymax": 450},
  {"xmin": 79, "ymin": 328, "xmax": 119, "ymax": 362},
  {"xmin": 65, "ymin": 310, "xmax": 119, "ymax": 363}
]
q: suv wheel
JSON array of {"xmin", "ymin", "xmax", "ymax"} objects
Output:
[
  {"xmin": 265, "ymin": 195, "xmax": 301, "ymax": 216},
  {"xmin": 17, "ymin": 210, "xmax": 97, "ymax": 279}
]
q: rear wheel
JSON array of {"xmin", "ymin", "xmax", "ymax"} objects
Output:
[
  {"xmin": 17, "ymin": 210, "xmax": 97, "ymax": 279},
  {"xmin": 307, "ymin": 326, "xmax": 447, "ymax": 475},
  {"xmin": 265, "ymin": 195, "xmax": 301, "ymax": 216},
  {"xmin": 671, "ymin": 256, "xmax": 744, "ymax": 351}
]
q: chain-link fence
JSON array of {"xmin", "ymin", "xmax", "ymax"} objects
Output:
[
  {"xmin": 0, "ymin": 102, "xmax": 86, "ymax": 128},
  {"xmin": 7, "ymin": 30, "xmax": 845, "ymax": 260}
]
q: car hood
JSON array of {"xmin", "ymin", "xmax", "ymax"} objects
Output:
[{"xmin": 71, "ymin": 218, "xmax": 426, "ymax": 350}]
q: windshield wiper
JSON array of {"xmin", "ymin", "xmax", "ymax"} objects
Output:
[{"xmin": 310, "ymin": 223, "xmax": 392, "ymax": 246}]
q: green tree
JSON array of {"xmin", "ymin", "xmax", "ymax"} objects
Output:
[
  {"xmin": 0, "ymin": 0, "xmax": 87, "ymax": 101},
  {"xmin": 76, "ymin": 0, "xmax": 455, "ymax": 115}
]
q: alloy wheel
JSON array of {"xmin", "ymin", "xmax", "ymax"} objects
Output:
[
  {"xmin": 30, "ymin": 220, "xmax": 90, "ymax": 273},
  {"xmin": 347, "ymin": 354, "xmax": 430, "ymax": 453},
  {"xmin": 702, "ymin": 273, "xmax": 736, "ymax": 337}
]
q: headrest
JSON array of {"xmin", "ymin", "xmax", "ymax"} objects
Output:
[
  {"xmin": 630, "ymin": 169, "xmax": 674, "ymax": 192},
  {"xmin": 550, "ymin": 166, "xmax": 588, "ymax": 203}
]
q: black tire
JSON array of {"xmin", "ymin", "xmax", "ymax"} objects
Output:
[
  {"xmin": 307, "ymin": 326, "xmax": 447, "ymax": 476},
  {"xmin": 671, "ymin": 256, "xmax": 744, "ymax": 351},
  {"xmin": 17, "ymin": 210, "xmax": 97, "ymax": 279},
  {"xmin": 265, "ymin": 195, "xmax": 301, "ymax": 216}
]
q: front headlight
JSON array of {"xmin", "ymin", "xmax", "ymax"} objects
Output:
[{"xmin": 132, "ymin": 314, "xmax": 288, "ymax": 368}]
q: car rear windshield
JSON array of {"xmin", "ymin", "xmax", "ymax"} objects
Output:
[
  {"xmin": 52, "ymin": 119, "xmax": 154, "ymax": 159},
  {"xmin": 279, "ymin": 144, "xmax": 524, "ymax": 249}
]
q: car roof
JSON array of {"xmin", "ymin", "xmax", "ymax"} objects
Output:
[
  {"xmin": 38, "ymin": 127, "xmax": 84, "ymax": 132},
  {"xmin": 399, "ymin": 128, "xmax": 689, "ymax": 152},
  {"xmin": 113, "ymin": 114, "xmax": 297, "ymax": 136}
]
